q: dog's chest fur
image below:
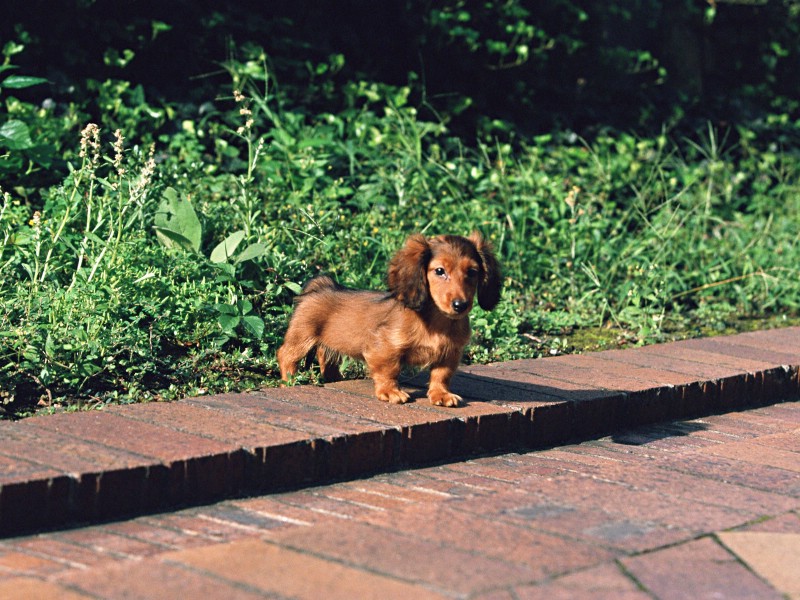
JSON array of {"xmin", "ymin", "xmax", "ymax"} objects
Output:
[{"xmin": 392, "ymin": 312, "xmax": 471, "ymax": 367}]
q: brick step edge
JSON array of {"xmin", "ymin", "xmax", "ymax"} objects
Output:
[{"xmin": 1, "ymin": 328, "xmax": 799, "ymax": 536}]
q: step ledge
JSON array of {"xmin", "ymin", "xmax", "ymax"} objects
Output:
[{"xmin": 1, "ymin": 328, "xmax": 799, "ymax": 536}]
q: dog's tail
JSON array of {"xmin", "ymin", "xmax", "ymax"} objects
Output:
[{"xmin": 294, "ymin": 275, "xmax": 346, "ymax": 304}]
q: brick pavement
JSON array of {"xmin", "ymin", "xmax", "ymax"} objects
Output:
[
  {"xmin": 0, "ymin": 401, "xmax": 797, "ymax": 599},
  {"xmin": 0, "ymin": 327, "xmax": 798, "ymax": 597}
]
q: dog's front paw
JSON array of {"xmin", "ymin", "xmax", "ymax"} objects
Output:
[
  {"xmin": 428, "ymin": 390, "xmax": 462, "ymax": 407},
  {"xmin": 377, "ymin": 388, "xmax": 411, "ymax": 404}
]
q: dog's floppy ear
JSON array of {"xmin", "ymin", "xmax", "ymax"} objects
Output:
[
  {"xmin": 469, "ymin": 231, "xmax": 502, "ymax": 310},
  {"xmin": 388, "ymin": 234, "xmax": 431, "ymax": 310}
]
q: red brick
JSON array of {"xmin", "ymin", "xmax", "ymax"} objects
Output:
[
  {"xmin": 60, "ymin": 557, "xmax": 266, "ymax": 600},
  {"xmin": 682, "ymin": 336, "xmax": 800, "ymax": 370},
  {"xmin": 0, "ymin": 421, "xmax": 145, "ymax": 473},
  {"xmin": 0, "ymin": 549, "xmax": 66, "ymax": 578},
  {"xmin": 266, "ymin": 488, "xmax": 382, "ymax": 521},
  {"xmin": 99, "ymin": 518, "xmax": 203, "ymax": 551},
  {"xmin": 23, "ymin": 411, "xmax": 245, "ymax": 505},
  {"xmin": 453, "ymin": 465, "xmax": 749, "ymax": 551},
  {"xmin": 526, "ymin": 400, "xmax": 577, "ymax": 447},
  {"xmin": 383, "ymin": 465, "xmax": 489, "ymax": 498},
  {"xmin": 230, "ymin": 494, "xmax": 324, "ymax": 527},
  {"xmin": 412, "ymin": 461, "xmax": 522, "ymax": 495},
  {"xmin": 755, "ymin": 402, "xmax": 800, "ymax": 424},
  {"xmin": 400, "ymin": 418, "xmax": 453, "ymax": 464},
  {"xmin": 471, "ymin": 589, "xmax": 517, "ymax": 600},
  {"xmin": 448, "ymin": 369, "xmax": 567, "ymax": 403},
  {"xmin": 443, "ymin": 455, "xmax": 540, "ymax": 483},
  {"xmin": 248, "ymin": 439, "xmax": 317, "ymax": 489},
  {"xmin": 591, "ymin": 348, "xmax": 759, "ymax": 414},
  {"xmin": 107, "ymin": 400, "xmax": 307, "ymax": 448},
  {"xmin": 541, "ymin": 445, "xmax": 797, "ymax": 517},
  {"xmin": 463, "ymin": 363, "xmax": 615, "ymax": 400},
  {"xmin": 22, "ymin": 411, "xmax": 236, "ymax": 462},
  {"xmin": 748, "ymin": 431, "xmax": 800, "ymax": 453},
  {"xmin": 355, "ymin": 500, "xmax": 614, "ymax": 580},
  {"xmin": 735, "ymin": 511, "xmax": 800, "ymax": 534},
  {"xmin": 321, "ymin": 428, "xmax": 392, "ymax": 480},
  {"xmin": 506, "ymin": 354, "xmax": 686, "ymax": 390},
  {"xmin": 695, "ymin": 410, "xmax": 792, "ymax": 438},
  {"xmin": 595, "ymin": 346, "xmax": 746, "ymax": 380},
  {"xmin": 758, "ymin": 365, "xmax": 798, "ymax": 404},
  {"xmin": 513, "ymin": 563, "xmax": 650, "ymax": 600},
  {"xmin": 187, "ymin": 503, "xmax": 296, "ymax": 535},
  {"xmin": 0, "ymin": 578, "xmax": 91, "ymax": 600},
  {"xmin": 325, "ymin": 376, "xmax": 408, "ymax": 397},
  {"xmin": 420, "ymin": 397, "xmax": 522, "ymax": 453},
  {"xmin": 167, "ymin": 537, "xmax": 449, "ymax": 599},
  {"xmin": 9, "ymin": 536, "xmax": 111, "ymax": 569},
  {"xmin": 136, "ymin": 512, "xmax": 255, "ymax": 545},
  {"xmin": 455, "ymin": 367, "xmax": 622, "ymax": 444},
  {"xmin": 725, "ymin": 327, "xmax": 800, "ymax": 355},
  {"xmin": 637, "ymin": 341, "xmax": 775, "ymax": 371},
  {"xmin": 566, "ymin": 353, "xmax": 699, "ymax": 386},
  {"xmin": 184, "ymin": 390, "xmax": 375, "ymax": 437},
  {"xmin": 0, "ymin": 460, "xmax": 71, "ymax": 535},
  {"xmin": 269, "ymin": 519, "xmax": 537, "ymax": 595},
  {"xmin": 498, "ymin": 356, "xmax": 688, "ymax": 429},
  {"xmin": 621, "ymin": 537, "xmax": 782, "ymax": 599},
  {"xmin": 314, "ymin": 380, "xmax": 525, "ymax": 462},
  {"xmin": 53, "ymin": 525, "xmax": 168, "ymax": 560},
  {"xmin": 656, "ymin": 450, "xmax": 800, "ymax": 496},
  {"xmin": 313, "ymin": 484, "xmax": 415, "ymax": 513},
  {"xmin": 294, "ymin": 383, "xmax": 448, "ymax": 426},
  {"xmin": 702, "ymin": 439, "xmax": 800, "ymax": 472},
  {"xmin": 189, "ymin": 389, "xmax": 400, "ymax": 481}
]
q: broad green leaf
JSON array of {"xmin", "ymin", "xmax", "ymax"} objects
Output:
[
  {"xmin": 234, "ymin": 242, "xmax": 267, "ymax": 264},
  {"xmin": 152, "ymin": 226, "xmax": 196, "ymax": 252},
  {"xmin": 0, "ymin": 120, "xmax": 33, "ymax": 150},
  {"xmin": 1, "ymin": 75, "xmax": 48, "ymax": 89},
  {"xmin": 210, "ymin": 230, "xmax": 245, "ymax": 263},
  {"xmin": 272, "ymin": 128, "xmax": 295, "ymax": 147},
  {"xmin": 213, "ymin": 303, "xmax": 239, "ymax": 315},
  {"xmin": 238, "ymin": 299, "xmax": 253, "ymax": 314},
  {"xmin": 242, "ymin": 315, "xmax": 265, "ymax": 338},
  {"xmin": 217, "ymin": 313, "xmax": 240, "ymax": 333},
  {"xmin": 297, "ymin": 137, "xmax": 330, "ymax": 149},
  {"xmin": 284, "ymin": 281, "xmax": 303, "ymax": 295},
  {"xmin": 153, "ymin": 187, "xmax": 202, "ymax": 251}
]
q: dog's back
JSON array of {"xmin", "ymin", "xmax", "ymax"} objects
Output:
[{"xmin": 288, "ymin": 275, "xmax": 393, "ymax": 361}]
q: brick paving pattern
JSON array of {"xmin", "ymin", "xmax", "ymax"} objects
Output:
[
  {"xmin": 0, "ymin": 328, "xmax": 798, "ymax": 598},
  {"xmin": 0, "ymin": 402, "xmax": 797, "ymax": 599}
]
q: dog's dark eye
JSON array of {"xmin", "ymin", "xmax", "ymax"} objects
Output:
[{"xmin": 434, "ymin": 267, "xmax": 447, "ymax": 278}]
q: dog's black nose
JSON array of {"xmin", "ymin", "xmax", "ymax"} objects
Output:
[{"xmin": 452, "ymin": 299, "xmax": 468, "ymax": 313}]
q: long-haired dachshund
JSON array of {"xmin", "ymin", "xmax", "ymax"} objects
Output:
[{"xmin": 277, "ymin": 232, "xmax": 502, "ymax": 407}]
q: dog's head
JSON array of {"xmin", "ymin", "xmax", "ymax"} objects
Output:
[{"xmin": 387, "ymin": 232, "xmax": 502, "ymax": 318}]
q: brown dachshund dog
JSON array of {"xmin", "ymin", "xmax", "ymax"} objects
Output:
[{"xmin": 277, "ymin": 232, "xmax": 502, "ymax": 406}]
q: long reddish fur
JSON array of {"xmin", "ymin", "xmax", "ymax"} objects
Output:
[{"xmin": 277, "ymin": 232, "xmax": 502, "ymax": 406}]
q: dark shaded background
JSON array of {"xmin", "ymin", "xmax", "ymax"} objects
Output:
[{"xmin": 2, "ymin": 0, "xmax": 799, "ymax": 136}]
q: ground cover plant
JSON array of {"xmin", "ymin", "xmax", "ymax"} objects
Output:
[{"xmin": 2, "ymin": 3, "xmax": 800, "ymax": 417}]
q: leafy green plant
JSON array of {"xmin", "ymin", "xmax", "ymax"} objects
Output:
[
  {"xmin": 2, "ymin": 32, "xmax": 800, "ymax": 418},
  {"xmin": 0, "ymin": 39, "xmax": 54, "ymax": 181},
  {"xmin": 153, "ymin": 187, "xmax": 202, "ymax": 252}
]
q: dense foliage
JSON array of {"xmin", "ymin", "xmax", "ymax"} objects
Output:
[{"xmin": 1, "ymin": 1, "xmax": 799, "ymax": 416}]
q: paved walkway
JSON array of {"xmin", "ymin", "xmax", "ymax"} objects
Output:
[{"xmin": 0, "ymin": 328, "xmax": 798, "ymax": 598}]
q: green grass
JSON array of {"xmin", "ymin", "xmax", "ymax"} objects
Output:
[{"xmin": 2, "ymin": 62, "xmax": 799, "ymax": 418}]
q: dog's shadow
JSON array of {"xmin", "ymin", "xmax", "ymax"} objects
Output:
[{"xmin": 395, "ymin": 366, "xmax": 711, "ymax": 445}]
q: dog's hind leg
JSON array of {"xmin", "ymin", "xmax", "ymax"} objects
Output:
[
  {"xmin": 277, "ymin": 324, "xmax": 317, "ymax": 382},
  {"xmin": 316, "ymin": 346, "xmax": 342, "ymax": 382}
]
